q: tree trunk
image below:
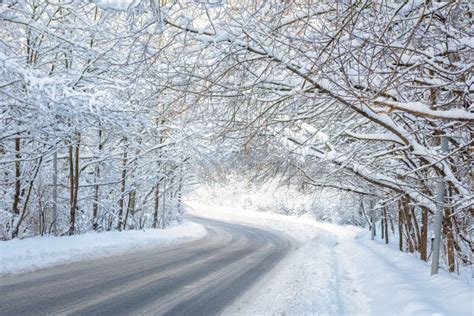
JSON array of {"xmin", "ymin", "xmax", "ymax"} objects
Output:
[
  {"xmin": 92, "ymin": 129, "xmax": 103, "ymax": 231},
  {"xmin": 420, "ymin": 206, "xmax": 428, "ymax": 261},
  {"xmin": 177, "ymin": 173, "xmax": 183, "ymax": 215},
  {"xmin": 381, "ymin": 213, "xmax": 385, "ymax": 240},
  {"xmin": 401, "ymin": 196, "xmax": 416, "ymax": 253},
  {"xmin": 431, "ymin": 135, "xmax": 448, "ymax": 275},
  {"xmin": 383, "ymin": 207, "xmax": 389, "ymax": 244},
  {"xmin": 405, "ymin": 208, "xmax": 415, "ymax": 253},
  {"xmin": 161, "ymin": 180, "xmax": 166, "ymax": 229},
  {"xmin": 12, "ymin": 156, "xmax": 43, "ymax": 238},
  {"xmin": 68, "ymin": 132, "xmax": 80, "ymax": 236},
  {"xmin": 52, "ymin": 150, "xmax": 58, "ymax": 235},
  {"xmin": 398, "ymin": 203, "xmax": 404, "ymax": 252},
  {"xmin": 117, "ymin": 145, "xmax": 128, "ymax": 231},
  {"xmin": 68, "ymin": 144, "xmax": 74, "ymax": 235},
  {"xmin": 12, "ymin": 136, "xmax": 21, "ymax": 215},
  {"xmin": 153, "ymin": 183, "xmax": 160, "ymax": 228},
  {"xmin": 443, "ymin": 207, "xmax": 455, "ymax": 272},
  {"xmin": 123, "ymin": 190, "xmax": 135, "ymax": 229},
  {"xmin": 412, "ymin": 208, "xmax": 421, "ymax": 253}
]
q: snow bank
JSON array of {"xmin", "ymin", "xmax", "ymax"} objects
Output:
[
  {"xmin": 338, "ymin": 233, "xmax": 474, "ymax": 316},
  {"xmin": 0, "ymin": 221, "xmax": 207, "ymax": 275},
  {"xmin": 228, "ymin": 228, "xmax": 369, "ymax": 316},
  {"xmin": 187, "ymin": 201, "xmax": 473, "ymax": 316}
]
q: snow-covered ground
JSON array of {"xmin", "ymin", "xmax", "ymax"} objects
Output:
[
  {"xmin": 187, "ymin": 201, "xmax": 474, "ymax": 316},
  {"xmin": 0, "ymin": 220, "xmax": 207, "ymax": 275}
]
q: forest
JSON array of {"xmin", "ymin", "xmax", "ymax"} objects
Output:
[{"xmin": 1, "ymin": 0, "xmax": 472, "ymax": 279}]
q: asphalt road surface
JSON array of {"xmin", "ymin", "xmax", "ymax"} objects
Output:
[{"xmin": 0, "ymin": 217, "xmax": 293, "ymax": 315}]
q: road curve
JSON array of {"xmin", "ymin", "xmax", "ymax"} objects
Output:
[{"xmin": 0, "ymin": 217, "xmax": 293, "ymax": 315}]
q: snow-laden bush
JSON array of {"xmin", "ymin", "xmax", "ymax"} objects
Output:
[{"xmin": 189, "ymin": 175, "xmax": 363, "ymax": 225}]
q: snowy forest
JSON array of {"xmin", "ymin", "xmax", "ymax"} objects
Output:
[{"xmin": 1, "ymin": 0, "xmax": 473, "ymax": 281}]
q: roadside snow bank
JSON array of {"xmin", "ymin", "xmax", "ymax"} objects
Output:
[
  {"xmin": 337, "ymin": 233, "xmax": 474, "ymax": 316},
  {"xmin": 227, "ymin": 229, "xmax": 370, "ymax": 315},
  {"xmin": 0, "ymin": 220, "xmax": 207, "ymax": 275},
  {"xmin": 188, "ymin": 202, "xmax": 473, "ymax": 316},
  {"xmin": 188, "ymin": 202, "xmax": 367, "ymax": 315}
]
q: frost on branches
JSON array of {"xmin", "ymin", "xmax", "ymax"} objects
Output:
[
  {"xmin": 0, "ymin": 1, "xmax": 472, "ymax": 276},
  {"xmin": 0, "ymin": 1, "xmax": 191, "ymax": 238}
]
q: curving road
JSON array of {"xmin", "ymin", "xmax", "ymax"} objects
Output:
[{"xmin": 0, "ymin": 217, "xmax": 293, "ymax": 315}]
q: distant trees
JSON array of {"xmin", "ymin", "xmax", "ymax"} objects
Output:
[{"xmin": 161, "ymin": 1, "xmax": 473, "ymax": 274}]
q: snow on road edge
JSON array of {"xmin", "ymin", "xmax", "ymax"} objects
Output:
[
  {"xmin": 0, "ymin": 220, "xmax": 207, "ymax": 275},
  {"xmin": 187, "ymin": 201, "xmax": 355, "ymax": 243},
  {"xmin": 187, "ymin": 202, "xmax": 368, "ymax": 315},
  {"xmin": 187, "ymin": 201, "xmax": 473, "ymax": 316}
]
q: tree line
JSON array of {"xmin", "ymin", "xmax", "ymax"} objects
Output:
[
  {"xmin": 1, "ymin": 1, "xmax": 472, "ymax": 276},
  {"xmin": 160, "ymin": 0, "xmax": 473, "ymax": 274},
  {"xmin": 0, "ymin": 1, "xmax": 192, "ymax": 238}
]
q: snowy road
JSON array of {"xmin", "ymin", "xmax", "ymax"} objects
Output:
[{"xmin": 0, "ymin": 217, "xmax": 293, "ymax": 315}]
